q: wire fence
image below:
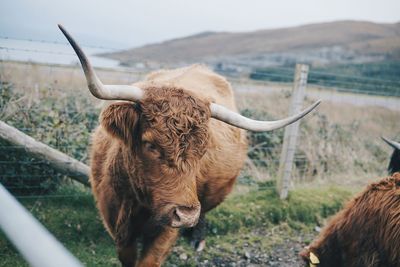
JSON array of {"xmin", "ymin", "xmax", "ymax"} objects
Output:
[
  {"xmin": 1, "ymin": 35, "xmax": 400, "ymax": 95},
  {"xmin": 0, "ymin": 37, "xmax": 399, "ymax": 197},
  {"xmin": 0, "ymin": 36, "xmax": 122, "ymax": 51}
]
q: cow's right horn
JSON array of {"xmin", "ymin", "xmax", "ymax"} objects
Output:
[
  {"xmin": 58, "ymin": 24, "xmax": 144, "ymax": 101},
  {"xmin": 381, "ymin": 137, "xmax": 400, "ymax": 150},
  {"xmin": 210, "ymin": 100, "xmax": 321, "ymax": 132}
]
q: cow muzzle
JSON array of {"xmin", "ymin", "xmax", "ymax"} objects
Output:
[{"xmin": 170, "ymin": 205, "xmax": 201, "ymax": 228}]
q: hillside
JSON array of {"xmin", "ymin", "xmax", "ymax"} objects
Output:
[{"xmin": 102, "ymin": 20, "xmax": 400, "ymax": 67}]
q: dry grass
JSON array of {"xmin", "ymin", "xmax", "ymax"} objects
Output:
[
  {"xmin": 235, "ymin": 86, "xmax": 399, "ymax": 188},
  {"xmin": 0, "ymin": 61, "xmax": 146, "ymax": 95}
]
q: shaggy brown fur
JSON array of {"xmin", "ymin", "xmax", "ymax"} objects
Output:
[
  {"xmin": 300, "ymin": 172, "xmax": 400, "ymax": 267},
  {"xmin": 90, "ymin": 65, "xmax": 247, "ymax": 266}
]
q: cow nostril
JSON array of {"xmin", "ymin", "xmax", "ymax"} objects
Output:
[
  {"xmin": 171, "ymin": 205, "xmax": 200, "ymax": 228},
  {"xmin": 172, "ymin": 208, "xmax": 181, "ymax": 222}
]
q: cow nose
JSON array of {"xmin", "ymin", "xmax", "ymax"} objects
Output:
[{"xmin": 171, "ymin": 205, "xmax": 201, "ymax": 228}]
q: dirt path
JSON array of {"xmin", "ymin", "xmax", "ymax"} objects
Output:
[{"xmin": 168, "ymin": 228, "xmax": 317, "ymax": 267}]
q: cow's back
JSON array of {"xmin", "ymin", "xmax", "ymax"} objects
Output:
[{"xmin": 135, "ymin": 64, "xmax": 237, "ymax": 109}]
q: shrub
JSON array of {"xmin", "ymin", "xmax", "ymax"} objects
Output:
[{"xmin": 0, "ymin": 81, "xmax": 100, "ymax": 195}]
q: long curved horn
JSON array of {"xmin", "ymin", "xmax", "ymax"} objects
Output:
[
  {"xmin": 58, "ymin": 24, "xmax": 143, "ymax": 101},
  {"xmin": 210, "ymin": 100, "xmax": 321, "ymax": 132},
  {"xmin": 381, "ymin": 136, "xmax": 400, "ymax": 150},
  {"xmin": 58, "ymin": 24, "xmax": 319, "ymax": 131}
]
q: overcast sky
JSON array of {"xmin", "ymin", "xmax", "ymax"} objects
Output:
[{"xmin": 1, "ymin": 0, "xmax": 399, "ymax": 49}]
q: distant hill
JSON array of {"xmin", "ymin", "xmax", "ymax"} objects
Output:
[{"xmin": 101, "ymin": 21, "xmax": 400, "ymax": 67}]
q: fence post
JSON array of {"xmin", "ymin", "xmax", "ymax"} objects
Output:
[{"xmin": 278, "ymin": 64, "xmax": 309, "ymax": 199}]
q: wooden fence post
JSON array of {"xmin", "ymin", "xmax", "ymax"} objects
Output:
[{"xmin": 278, "ymin": 64, "xmax": 309, "ymax": 199}]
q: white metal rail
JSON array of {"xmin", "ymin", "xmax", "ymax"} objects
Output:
[{"xmin": 0, "ymin": 183, "xmax": 83, "ymax": 267}]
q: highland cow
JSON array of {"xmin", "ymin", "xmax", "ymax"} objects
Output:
[
  {"xmin": 59, "ymin": 25, "xmax": 320, "ymax": 267},
  {"xmin": 300, "ymin": 172, "xmax": 400, "ymax": 267}
]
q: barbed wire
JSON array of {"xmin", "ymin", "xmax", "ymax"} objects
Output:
[
  {"xmin": 246, "ymin": 69, "xmax": 400, "ymax": 87},
  {"xmin": 0, "ymin": 46, "xmax": 75, "ymax": 56},
  {"xmin": 229, "ymin": 62, "xmax": 400, "ymax": 85},
  {"xmin": 224, "ymin": 70, "xmax": 400, "ymax": 97},
  {"xmin": 0, "ymin": 36, "xmax": 121, "ymax": 51},
  {"xmin": 0, "ymin": 41, "xmax": 398, "ymax": 199},
  {"xmin": 235, "ymin": 69, "xmax": 400, "ymax": 90}
]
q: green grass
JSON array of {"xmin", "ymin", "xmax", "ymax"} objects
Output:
[
  {"xmin": 207, "ymin": 183, "xmax": 350, "ymax": 234},
  {"xmin": 0, "ymin": 184, "xmax": 352, "ymax": 267}
]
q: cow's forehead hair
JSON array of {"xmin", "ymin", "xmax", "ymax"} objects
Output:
[
  {"xmin": 139, "ymin": 86, "xmax": 211, "ymax": 133},
  {"xmin": 136, "ymin": 86, "xmax": 210, "ymax": 164}
]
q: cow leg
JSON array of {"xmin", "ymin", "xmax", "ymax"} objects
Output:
[
  {"xmin": 184, "ymin": 213, "xmax": 207, "ymax": 251},
  {"xmin": 192, "ymin": 215, "xmax": 207, "ymax": 251},
  {"xmin": 117, "ymin": 241, "xmax": 138, "ymax": 267},
  {"xmin": 137, "ymin": 227, "xmax": 179, "ymax": 267}
]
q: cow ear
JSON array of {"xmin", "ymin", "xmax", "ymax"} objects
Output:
[{"xmin": 100, "ymin": 102, "xmax": 140, "ymax": 143}]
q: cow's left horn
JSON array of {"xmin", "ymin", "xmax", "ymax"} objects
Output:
[
  {"xmin": 210, "ymin": 100, "xmax": 321, "ymax": 132},
  {"xmin": 58, "ymin": 24, "xmax": 144, "ymax": 101},
  {"xmin": 381, "ymin": 136, "xmax": 400, "ymax": 150}
]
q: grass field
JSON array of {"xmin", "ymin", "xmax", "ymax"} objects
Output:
[
  {"xmin": 0, "ymin": 60, "xmax": 399, "ymax": 266},
  {"xmin": 0, "ymin": 185, "xmax": 352, "ymax": 266}
]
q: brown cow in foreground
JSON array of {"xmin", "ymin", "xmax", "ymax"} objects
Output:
[
  {"xmin": 300, "ymin": 172, "xmax": 400, "ymax": 267},
  {"xmin": 59, "ymin": 25, "xmax": 319, "ymax": 267}
]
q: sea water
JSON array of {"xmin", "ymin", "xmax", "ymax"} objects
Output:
[{"xmin": 0, "ymin": 38, "xmax": 120, "ymax": 68}]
